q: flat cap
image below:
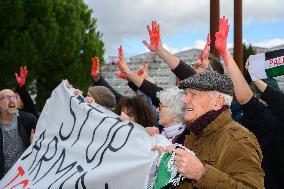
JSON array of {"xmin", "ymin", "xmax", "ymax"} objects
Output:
[{"xmin": 178, "ymin": 71, "xmax": 233, "ymax": 96}]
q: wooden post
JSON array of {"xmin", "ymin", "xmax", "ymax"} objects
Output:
[
  {"xmin": 234, "ymin": 0, "xmax": 243, "ymax": 73},
  {"xmin": 210, "ymin": 0, "xmax": 220, "ymax": 60}
]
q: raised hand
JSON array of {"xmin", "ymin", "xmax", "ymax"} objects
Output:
[
  {"xmin": 200, "ymin": 33, "xmax": 211, "ymax": 61},
  {"xmin": 136, "ymin": 64, "xmax": 155, "ymax": 83},
  {"xmin": 215, "ymin": 16, "xmax": 229, "ymax": 62},
  {"xmin": 91, "ymin": 57, "xmax": 100, "ymax": 78},
  {"xmin": 142, "ymin": 20, "xmax": 161, "ymax": 51},
  {"xmin": 193, "ymin": 33, "xmax": 211, "ymax": 73},
  {"xmin": 15, "ymin": 66, "xmax": 28, "ymax": 87},
  {"xmin": 137, "ymin": 67, "xmax": 144, "ymax": 77},
  {"xmin": 136, "ymin": 64, "xmax": 147, "ymax": 77},
  {"xmin": 115, "ymin": 69, "xmax": 126, "ymax": 79},
  {"xmin": 115, "ymin": 46, "xmax": 128, "ymax": 79}
]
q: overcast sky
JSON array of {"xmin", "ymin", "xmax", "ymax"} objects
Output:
[{"xmin": 84, "ymin": 0, "xmax": 284, "ymax": 58}]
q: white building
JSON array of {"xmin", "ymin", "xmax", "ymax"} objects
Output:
[{"xmin": 102, "ymin": 45, "xmax": 284, "ymax": 95}]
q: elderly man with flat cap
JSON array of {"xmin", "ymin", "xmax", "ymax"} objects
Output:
[{"xmin": 163, "ymin": 71, "xmax": 264, "ymax": 189}]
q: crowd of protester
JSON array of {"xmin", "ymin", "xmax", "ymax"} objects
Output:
[{"xmin": 1, "ymin": 16, "xmax": 284, "ymax": 189}]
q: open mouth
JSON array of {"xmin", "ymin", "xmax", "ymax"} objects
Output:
[
  {"xmin": 186, "ymin": 107, "xmax": 193, "ymax": 112},
  {"xmin": 8, "ymin": 104, "xmax": 16, "ymax": 109}
]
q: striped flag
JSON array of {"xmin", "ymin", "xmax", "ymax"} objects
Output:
[{"xmin": 248, "ymin": 49, "xmax": 284, "ymax": 81}]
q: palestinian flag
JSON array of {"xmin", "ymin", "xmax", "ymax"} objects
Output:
[{"xmin": 248, "ymin": 48, "xmax": 284, "ymax": 81}]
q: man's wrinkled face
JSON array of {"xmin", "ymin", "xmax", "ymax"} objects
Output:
[
  {"xmin": 0, "ymin": 89, "xmax": 17, "ymax": 115},
  {"xmin": 183, "ymin": 89, "xmax": 216, "ymax": 123}
]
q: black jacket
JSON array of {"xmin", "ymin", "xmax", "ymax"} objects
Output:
[
  {"xmin": 260, "ymin": 85, "xmax": 284, "ymax": 123},
  {"xmin": 14, "ymin": 85, "xmax": 39, "ymax": 118},
  {"xmin": 0, "ymin": 111, "xmax": 38, "ymax": 179},
  {"xmin": 93, "ymin": 76, "xmax": 122, "ymax": 103},
  {"xmin": 139, "ymin": 60, "xmax": 196, "ymax": 107},
  {"xmin": 241, "ymin": 89, "xmax": 284, "ymax": 189}
]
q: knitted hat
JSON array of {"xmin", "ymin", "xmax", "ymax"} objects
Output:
[
  {"xmin": 178, "ymin": 71, "xmax": 233, "ymax": 96},
  {"xmin": 88, "ymin": 86, "xmax": 116, "ymax": 109}
]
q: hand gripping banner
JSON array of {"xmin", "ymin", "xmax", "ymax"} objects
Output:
[{"xmin": 0, "ymin": 80, "xmax": 170, "ymax": 189}]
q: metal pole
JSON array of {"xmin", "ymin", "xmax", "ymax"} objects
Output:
[
  {"xmin": 234, "ymin": 0, "xmax": 243, "ymax": 73},
  {"xmin": 210, "ymin": 0, "xmax": 220, "ymax": 60}
]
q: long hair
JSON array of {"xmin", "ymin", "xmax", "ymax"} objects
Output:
[{"xmin": 114, "ymin": 96, "xmax": 155, "ymax": 128}]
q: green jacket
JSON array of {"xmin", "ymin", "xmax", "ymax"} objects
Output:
[{"xmin": 177, "ymin": 109, "xmax": 264, "ymax": 189}]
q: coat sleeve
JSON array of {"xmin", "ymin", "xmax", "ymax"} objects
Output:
[
  {"xmin": 260, "ymin": 85, "xmax": 284, "ymax": 122},
  {"xmin": 14, "ymin": 85, "xmax": 39, "ymax": 118},
  {"xmin": 194, "ymin": 135, "xmax": 264, "ymax": 189},
  {"xmin": 138, "ymin": 79, "xmax": 163, "ymax": 107},
  {"xmin": 92, "ymin": 76, "xmax": 122, "ymax": 103},
  {"xmin": 241, "ymin": 96, "xmax": 281, "ymax": 150},
  {"xmin": 171, "ymin": 60, "xmax": 196, "ymax": 80},
  {"xmin": 127, "ymin": 81, "xmax": 138, "ymax": 92}
]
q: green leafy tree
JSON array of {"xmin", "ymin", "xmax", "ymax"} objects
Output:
[{"xmin": 0, "ymin": 0, "xmax": 104, "ymax": 111}]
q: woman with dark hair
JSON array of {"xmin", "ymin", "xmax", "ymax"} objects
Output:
[{"xmin": 114, "ymin": 96, "xmax": 155, "ymax": 128}]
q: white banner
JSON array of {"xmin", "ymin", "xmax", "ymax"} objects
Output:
[
  {"xmin": 248, "ymin": 53, "xmax": 267, "ymax": 81},
  {"xmin": 0, "ymin": 80, "xmax": 170, "ymax": 189}
]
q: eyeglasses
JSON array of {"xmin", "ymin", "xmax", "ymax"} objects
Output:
[
  {"xmin": 0, "ymin": 95, "xmax": 17, "ymax": 101},
  {"xmin": 158, "ymin": 103, "xmax": 172, "ymax": 111}
]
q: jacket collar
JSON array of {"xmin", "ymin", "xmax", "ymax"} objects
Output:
[
  {"xmin": 201, "ymin": 109, "xmax": 232, "ymax": 137},
  {"xmin": 186, "ymin": 109, "xmax": 232, "ymax": 148}
]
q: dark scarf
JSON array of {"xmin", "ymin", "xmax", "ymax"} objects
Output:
[{"xmin": 186, "ymin": 105, "xmax": 229, "ymax": 137}]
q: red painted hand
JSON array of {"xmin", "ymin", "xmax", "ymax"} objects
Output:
[
  {"xmin": 115, "ymin": 46, "xmax": 127, "ymax": 79},
  {"xmin": 115, "ymin": 62, "xmax": 126, "ymax": 79},
  {"xmin": 15, "ymin": 66, "xmax": 28, "ymax": 87},
  {"xmin": 215, "ymin": 16, "xmax": 229, "ymax": 61},
  {"xmin": 143, "ymin": 20, "xmax": 161, "ymax": 51},
  {"xmin": 118, "ymin": 45, "xmax": 124, "ymax": 61},
  {"xmin": 137, "ymin": 68, "xmax": 143, "ymax": 76},
  {"xmin": 200, "ymin": 33, "xmax": 211, "ymax": 61},
  {"xmin": 91, "ymin": 57, "xmax": 99, "ymax": 77}
]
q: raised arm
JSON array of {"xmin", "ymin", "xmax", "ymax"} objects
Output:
[
  {"xmin": 14, "ymin": 66, "xmax": 39, "ymax": 118},
  {"xmin": 192, "ymin": 33, "xmax": 212, "ymax": 73},
  {"xmin": 91, "ymin": 56, "xmax": 122, "ymax": 103},
  {"xmin": 143, "ymin": 20, "xmax": 180, "ymax": 70},
  {"xmin": 116, "ymin": 47, "xmax": 162, "ymax": 106},
  {"xmin": 215, "ymin": 17, "xmax": 282, "ymax": 143},
  {"xmin": 215, "ymin": 17, "xmax": 253, "ymax": 104},
  {"xmin": 142, "ymin": 20, "xmax": 196, "ymax": 80},
  {"xmin": 116, "ymin": 46, "xmax": 144, "ymax": 88}
]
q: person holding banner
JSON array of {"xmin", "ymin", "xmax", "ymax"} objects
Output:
[
  {"xmin": 169, "ymin": 70, "xmax": 264, "ymax": 189},
  {"xmin": 86, "ymin": 86, "xmax": 116, "ymax": 110},
  {"xmin": 215, "ymin": 16, "xmax": 283, "ymax": 188},
  {"xmin": 114, "ymin": 96, "xmax": 155, "ymax": 128},
  {"xmin": 0, "ymin": 89, "xmax": 37, "ymax": 179},
  {"xmin": 90, "ymin": 55, "xmax": 159, "ymax": 125}
]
